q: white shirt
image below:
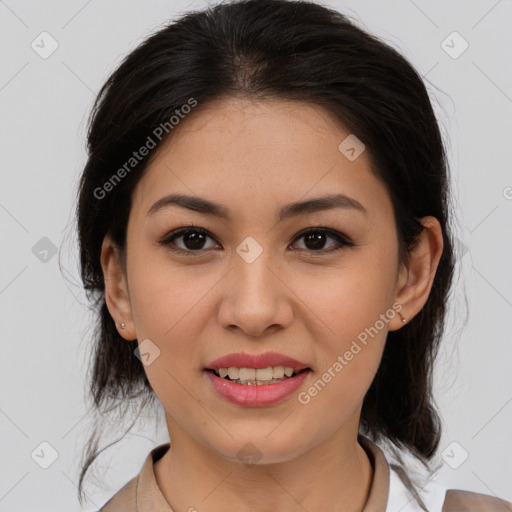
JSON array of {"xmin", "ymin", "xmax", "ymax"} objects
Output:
[{"xmin": 387, "ymin": 466, "xmax": 448, "ymax": 512}]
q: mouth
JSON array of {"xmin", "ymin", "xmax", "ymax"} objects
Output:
[
  {"xmin": 203, "ymin": 352, "xmax": 312, "ymax": 405},
  {"xmin": 204, "ymin": 366, "xmax": 312, "ymax": 407},
  {"xmin": 204, "ymin": 366, "xmax": 311, "ymax": 386}
]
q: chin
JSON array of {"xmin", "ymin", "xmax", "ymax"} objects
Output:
[{"xmin": 210, "ymin": 433, "xmax": 308, "ymax": 466}]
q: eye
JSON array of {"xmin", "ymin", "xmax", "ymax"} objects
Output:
[
  {"xmin": 158, "ymin": 226, "xmax": 354, "ymax": 256},
  {"xmin": 158, "ymin": 226, "xmax": 220, "ymax": 255},
  {"xmin": 290, "ymin": 228, "xmax": 355, "ymax": 255}
]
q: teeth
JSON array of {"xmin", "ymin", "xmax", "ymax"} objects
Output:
[
  {"xmin": 239, "ymin": 368, "xmax": 256, "ymax": 380},
  {"xmin": 255, "ymin": 367, "xmax": 273, "ymax": 380},
  {"xmin": 227, "ymin": 367, "xmax": 239, "ymax": 380},
  {"xmin": 273, "ymin": 366, "xmax": 285, "ymax": 379},
  {"xmin": 234, "ymin": 378, "xmax": 288, "ymax": 386},
  {"xmin": 215, "ymin": 366, "xmax": 298, "ymax": 381}
]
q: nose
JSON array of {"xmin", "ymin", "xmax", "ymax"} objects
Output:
[{"xmin": 217, "ymin": 251, "xmax": 294, "ymax": 337}]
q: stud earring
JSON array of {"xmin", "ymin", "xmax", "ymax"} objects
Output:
[
  {"xmin": 399, "ymin": 312, "xmax": 407, "ymax": 324},
  {"xmin": 120, "ymin": 323, "xmax": 125, "ymax": 329}
]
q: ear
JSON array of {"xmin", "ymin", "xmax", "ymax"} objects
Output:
[
  {"xmin": 389, "ymin": 216, "xmax": 444, "ymax": 331},
  {"xmin": 100, "ymin": 234, "xmax": 137, "ymax": 340}
]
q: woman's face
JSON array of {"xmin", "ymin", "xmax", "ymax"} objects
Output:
[{"xmin": 104, "ymin": 97, "xmax": 417, "ymax": 463}]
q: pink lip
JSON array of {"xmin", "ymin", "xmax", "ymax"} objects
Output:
[
  {"xmin": 205, "ymin": 351, "xmax": 310, "ymax": 371},
  {"xmin": 204, "ymin": 368, "xmax": 312, "ymax": 407}
]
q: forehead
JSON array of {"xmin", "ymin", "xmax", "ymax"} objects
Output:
[{"xmin": 131, "ymin": 97, "xmax": 393, "ymax": 223}]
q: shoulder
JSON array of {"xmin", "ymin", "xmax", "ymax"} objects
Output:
[
  {"xmin": 388, "ymin": 462, "xmax": 511, "ymax": 512},
  {"xmin": 442, "ymin": 489, "xmax": 512, "ymax": 512},
  {"xmin": 96, "ymin": 442, "xmax": 171, "ymax": 511}
]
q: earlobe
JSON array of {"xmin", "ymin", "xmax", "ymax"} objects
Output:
[
  {"xmin": 390, "ymin": 216, "xmax": 444, "ymax": 331},
  {"xmin": 100, "ymin": 234, "xmax": 137, "ymax": 340}
]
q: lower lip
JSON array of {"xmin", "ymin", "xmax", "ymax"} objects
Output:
[{"xmin": 204, "ymin": 369, "xmax": 311, "ymax": 407}]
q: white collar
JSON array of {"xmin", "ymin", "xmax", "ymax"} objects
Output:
[{"xmin": 387, "ymin": 466, "xmax": 447, "ymax": 512}]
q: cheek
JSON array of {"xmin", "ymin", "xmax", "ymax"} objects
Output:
[
  {"xmin": 127, "ymin": 263, "xmax": 214, "ymax": 422},
  {"xmin": 296, "ymin": 273, "xmax": 391, "ymax": 425},
  {"xmin": 293, "ymin": 252, "xmax": 396, "ymax": 404},
  {"xmin": 126, "ymin": 253, "xmax": 217, "ymax": 397},
  {"xmin": 128, "ymin": 250, "xmax": 218, "ymax": 342},
  {"xmin": 295, "ymin": 253, "xmax": 396, "ymax": 343}
]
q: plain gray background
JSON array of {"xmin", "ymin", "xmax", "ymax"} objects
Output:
[{"xmin": 1, "ymin": 0, "xmax": 511, "ymax": 510}]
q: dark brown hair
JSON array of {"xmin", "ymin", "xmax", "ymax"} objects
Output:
[{"xmin": 75, "ymin": 0, "xmax": 456, "ymax": 508}]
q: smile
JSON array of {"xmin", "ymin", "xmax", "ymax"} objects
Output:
[{"xmin": 204, "ymin": 367, "xmax": 312, "ymax": 406}]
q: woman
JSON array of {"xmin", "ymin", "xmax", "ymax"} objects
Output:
[{"xmin": 75, "ymin": 0, "xmax": 512, "ymax": 510}]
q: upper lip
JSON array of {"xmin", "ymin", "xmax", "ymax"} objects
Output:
[{"xmin": 205, "ymin": 351, "xmax": 310, "ymax": 372}]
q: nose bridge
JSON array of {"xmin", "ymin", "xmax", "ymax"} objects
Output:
[
  {"xmin": 218, "ymin": 238, "xmax": 292, "ymax": 335},
  {"xmin": 233, "ymin": 240, "xmax": 277, "ymax": 305}
]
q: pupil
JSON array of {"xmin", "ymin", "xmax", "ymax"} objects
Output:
[
  {"xmin": 305, "ymin": 232, "xmax": 325, "ymax": 250},
  {"xmin": 184, "ymin": 231, "xmax": 205, "ymax": 250}
]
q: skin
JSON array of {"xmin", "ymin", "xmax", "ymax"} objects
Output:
[{"xmin": 101, "ymin": 96, "xmax": 443, "ymax": 512}]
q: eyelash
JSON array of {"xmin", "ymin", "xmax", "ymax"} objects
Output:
[{"xmin": 158, "ymin": 225, "xmax": 355, "ymax": 257}]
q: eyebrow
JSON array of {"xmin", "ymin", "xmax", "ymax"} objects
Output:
[{"xmin": 147, "ymin": 193, "xmax": 367, "ymax": 221}]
